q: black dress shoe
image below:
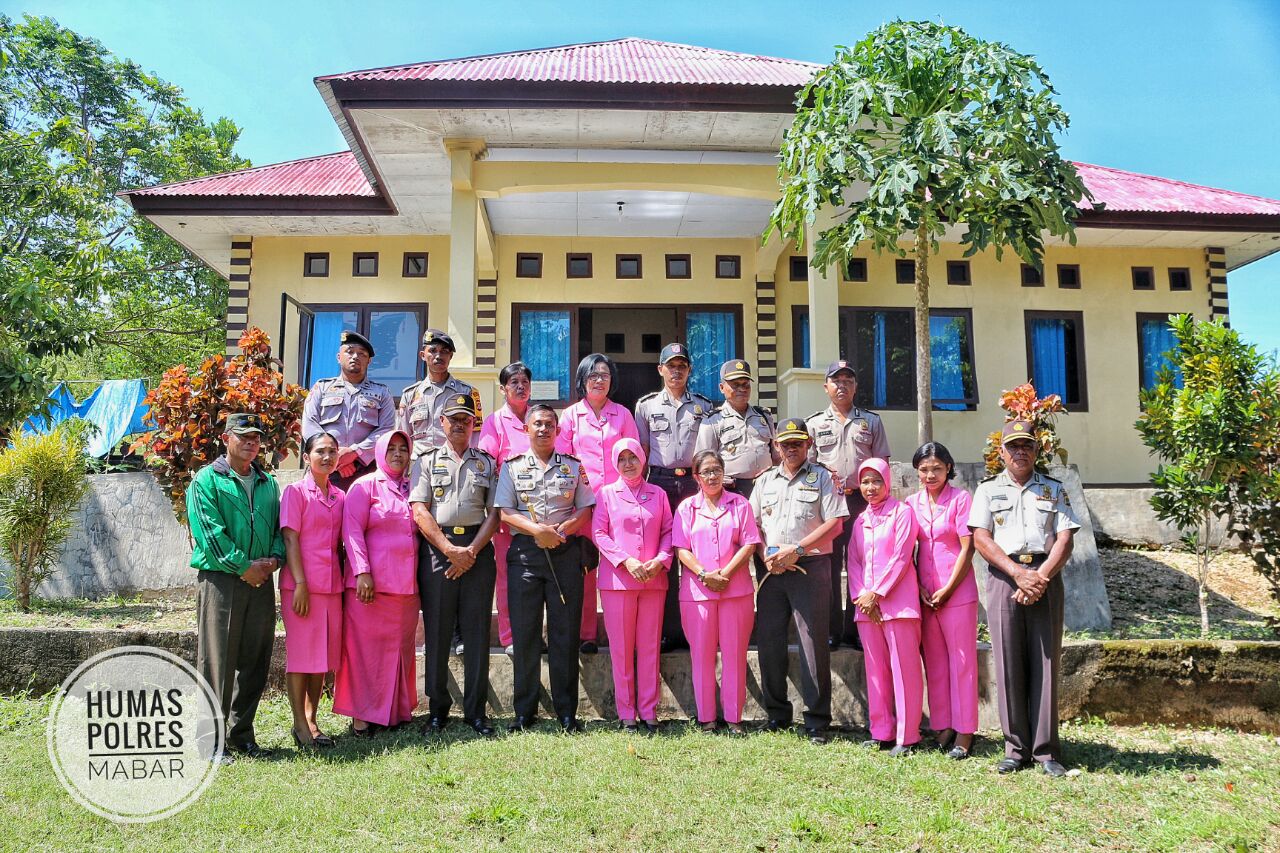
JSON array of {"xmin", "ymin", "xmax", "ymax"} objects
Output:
[
  {"xmin": 312, "ymin": 733, "xmax": 336, "ymax": 748},
  {"xmin": 804, "ymin": 727, "xmax": 829, "ymax": 745},
  {"xmin": 641, "ymin": 720, "xmax": 660, "ymax": 735},
  {"xmin": 349, "ymin": 723, "xmax": 375, "ymax": 739},
  {"xmin": 997, "ymin": 757, "xmax": 1032, "ymax": 774},
  {"xmin": 508, "ymin": 715, "xmax": 536, "ymax": 732},
  {"xmin": 764, "ymin": 719, "xmax": 791, "ymax": 733},
  {"xmin": 466, "ymin": 718, "xmax": 496, "ymax": 738},
  {"xmin": 227, "ymin": 741, "xmax": 273, "ymax": 759},
  {"xmin": 1040, "ymin": 759, "xmax": 1067, "ymax": 778},
  {"xmin": 620, "ymin": 720, "xmax": 639, "ymax": 732},
  {"xmin": 579, "ymin": 641, "xmax": 598, "ymax": 655},
  {"xmin": 423, "ymin": 715, "xmax": 449, "ymax": 735},
  {"xmin": 560, "ymin": 716, "xmax": 584, "ymax": 734}
]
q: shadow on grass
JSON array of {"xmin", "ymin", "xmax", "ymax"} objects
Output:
[{"xmin": 1063, "ymin": 738, "xmax": 1220, "ymax": 775}]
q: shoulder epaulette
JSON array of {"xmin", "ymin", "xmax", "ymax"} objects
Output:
[
  {"xmin": 1043, "ymin": 474, "xmax": 1063, "ymax": 484},
  {"xmin": 979, "ymin": 474, "xmax": 998, "ymax": 483},
  {"xmin": 806, "ymin": 409, "xmax": 826, "ymax": 421},
  {"xmin": 400, "ymin": 379, "xmax": 421, "ymax": 396},
  {"xmin": 558, "ymin": 453, "xmax": 583, "ymax": 464},
  {"xmin": 693, "ymin": 392, "xmax": 715, "ymax": 405},
  {"xmin": 474, "ymin": 448, "xmax": 496, "ymax": 462},
  {"xmin": 750, "ymin": 404, "xmax": 772, "ymax": 420},
  {"xmin": 637, "ymin": 391, "xmax": 661, "ymax": 404}
]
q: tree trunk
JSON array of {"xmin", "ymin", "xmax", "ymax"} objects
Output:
[
  {"xmin": 1198, "ymin": 511, "xmax": 1211, "ymax": 638},
  {"xmin": 914, "ymin": 224, "xmax": 933, "ymax": 446}
]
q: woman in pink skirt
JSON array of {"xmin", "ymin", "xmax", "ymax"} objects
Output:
[
  {"xmin": 849, "ymin": 457, "xmax": 923, "ymax": 756},
  {"xmin": 279, "ymin": 431, "xmax": 345, "ymax": 748},
  {"xmin": 906, "ymin": 442, "xmax": 978, "ymax": 759},
  {"xmin": 592, "ymin": 437, "xmax": 672, "ymax": 732},
  {"xmin": 672, "ymin": 450, "xmax": 761, "ymax": 735},
  {"xmin": 334, "ymin": 430, "xmax": 418, "ymax": 735}
]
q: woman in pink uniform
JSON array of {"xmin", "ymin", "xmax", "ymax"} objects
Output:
[
  {"xmin": 906, "ymin": 442, "xmax": 977, "ymax": 759},
  {"xmin": 279, "ymin": 431, "xmax": 345, "ymax": 748},
  {"xmin": 334, "ymin": 430, "xmax": 418, "ymax": 735},
  {"xmin": 672, "ymin": 449, "xmax": 761, "ymax": 735},
  {"xmin": 849, "ymin": 456, "xmax": 923, "ymax": 756},
  {"xmin": 477, "ymin": 361, "xmax": 532, "ymax": 652},
  {"xmin": 557, "ymin": 353, "xmax": 639, "ymax": 654},
  {"xmin": 592, "ymin": 437, "xmax": 672, "ymax": 732}
]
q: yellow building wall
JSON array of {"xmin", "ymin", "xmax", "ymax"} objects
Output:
[{"xmin": 243, "ymin": 231, "xmax": 1208, "ymax": 483}]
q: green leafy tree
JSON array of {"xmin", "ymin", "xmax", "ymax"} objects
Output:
[
  {"xmin": 768, "ymin": 20, "xmax": 1091, "ymax": 444},
  {"xmin": 0, "ymin": 14, "xmax": 249, "ymax": 429},
  {"xmin": 1136, "ymin": 314, "xmax": 1280, "ymax": 637}
]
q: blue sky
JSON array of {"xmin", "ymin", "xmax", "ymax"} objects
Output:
[{"xmin": 25, "ymin": 0, "xmax": 1280, "ymax": 354}]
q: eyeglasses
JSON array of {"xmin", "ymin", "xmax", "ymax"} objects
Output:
[
  {"xmin": 586, "ymin": 372, "xmax": 611, "ymax": 382},
  {"xmin": 696, "ymin": 467, "xmax": 724, "ymax": 479}
]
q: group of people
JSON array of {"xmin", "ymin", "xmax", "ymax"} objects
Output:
[{"xmin": 188, "ymin": 327, "xmax": 1080, "ymax": 777}]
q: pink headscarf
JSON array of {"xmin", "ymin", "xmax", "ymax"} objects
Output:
[
  {"xmin": 856, "ymin": 457, "xmax": 894, "ymax": 513},
  {"xmin": 610, "ymin": 437, "xmax": 647, "ymax": 488}
]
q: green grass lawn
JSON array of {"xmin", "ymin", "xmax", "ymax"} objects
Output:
[{"xmin": 1, "ymin": 693, "xmax": 1276, "ymax": 851}]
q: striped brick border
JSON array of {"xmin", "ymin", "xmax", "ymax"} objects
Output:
[
  {"xmin": 226, "ymin": 237, "xmax": 252, "ymax": 354},
  {"xmin": 476, "ymin": 278, "xmax": 497, "ymax": 367},
  {"xmin": 755, "ymin": 277, "xmax": 778, "ymax": 413},
  {"xmin": 1206, "ymin": 246, "xmax": 1229, "ymax": 326}
]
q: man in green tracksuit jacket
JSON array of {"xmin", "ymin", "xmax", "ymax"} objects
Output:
[{"xmin": 187, "ymin": 413, "xmax": 286, "ymax": 763}]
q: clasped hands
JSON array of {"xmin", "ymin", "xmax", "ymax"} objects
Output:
[
  {"xmin": 1011, "ymin": 566, "xmax": 1049, "ymax": 606},
  {"xmin": 622, "ymin": 557, "xmax": 665, "ymax": 583},
  {"xmin": 241, "ymin": 557, "xmax": 277, "ymax": 588},
  {"xmin": 441, "ymin": 542, "xmax": 479, "ymax": 580},
  {"xmin": 853, "ymin": 589, "xmax": 884, "ymax": 624},
  {"xmin": 763, "ymin": 544, "xmax": 801, "ymax": 575}
]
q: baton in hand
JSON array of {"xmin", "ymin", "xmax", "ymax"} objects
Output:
[{"xmin": 525, "ymin": 503, "xmax": 567, "ymax": 605}]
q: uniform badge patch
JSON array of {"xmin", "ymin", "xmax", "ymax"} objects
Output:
[
  {"xmin": 694, "ymin": 405, "xmax": 703, "ymax": 415},
  {"xmin": 560, "ymin": 464, "xmax": 570, "ymax": 475},
  {"xmin": 434, "ymin": 488, "xmax": 444, "ymax": 497},
  {"xmin": 805, "ymin": 472, "xmax": 817, "ymax": 484},
  {"xmin": 995, "ymin": 515, "xmax": 1005, "ymax": 526}
]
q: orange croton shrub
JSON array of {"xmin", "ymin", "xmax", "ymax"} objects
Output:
[
  {"xmin": 981, "ymin": 381, "xmax": 1068, "ymax": 476},
  {"xmin": 132, "ymin": 327, "xmax": 307, "ymax": 523}
]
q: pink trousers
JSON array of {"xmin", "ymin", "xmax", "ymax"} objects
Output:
[
  {"xmin": 494, "ymin": 528, "xmax": 513, "ymax": 647},
  {"xmin": 581, "ymin": 568, "xmax": 599, "ymax": 642},
  {"xmin": 680, "ymin": 595, "xmax": 754, "ymax": 723},
  {"xmin": 601, "ymin": 588, "xmax": 665, "ymax": 721},
  {"xmin": 921, "ymin": 600, "xmax": 979, "ymax": 734},
  {"xmin": 858, "ymin": 617, "xmax": 924, "ymax": 746}
]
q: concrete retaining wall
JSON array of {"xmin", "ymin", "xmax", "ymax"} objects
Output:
[{"xmin": 4, "ymin": 629, "xmax": 1274, "ymax": 733}]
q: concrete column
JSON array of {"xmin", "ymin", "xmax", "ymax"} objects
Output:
[
  {"xmin": 446, "ymin": 139, "xmax": 485, "ymax": 368},
  {"xmin": 805, "ymin": 223, "xmax": 840, "ymax": 370}
]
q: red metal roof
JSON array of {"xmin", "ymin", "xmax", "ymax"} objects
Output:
[
  {"xmin": 316, "ymin": 38, "xmax": 821, "ymax": 87},
  {"xmin": 125, "ymin": 151, "xmax": 377, "ymax": 198},
  {"xmin": 1074, "ymin": 162, "xmax": 1280, "ymax": 216}
]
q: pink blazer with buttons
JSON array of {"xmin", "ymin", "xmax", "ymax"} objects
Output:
[
  {"xmin": 592, "ymin": 477, "xmax": 673, "ymax": 592},
  {"xmin": 847, "ymin": 495, "xmax": 921, "ymax": 621}
]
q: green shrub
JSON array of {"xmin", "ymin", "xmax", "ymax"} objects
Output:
[{"xmin": 0, "ymin": 425, "xmax": 90, "ymax": 611}]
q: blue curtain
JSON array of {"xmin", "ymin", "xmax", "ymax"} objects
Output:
[
  {"xmin": 872, "ymin": 312, "xmax": 888, "ymax": 408},
  {"xmin": 930, "ymin": 315, "xmax": 967, "ymax": 411},
  {"xmin": 1141, "ymin": 318, "xmax": 1182, "ymax": 390},
  {"xmin": 306, "ymin": 310, "xmax": 356, "ymax": 385},
  {"xmin": 797, "ymin": 311, "xmax": 811, "ymax": 369},
  {"xmin": 368, "ymin": 310, "xmax": 422, "ymax": 392},
  {"xmin": 520, "ymin": 310, "xmax": 572, "ymax": 400},
  {"xmin": 685, "ymin": 312, "xmax": 736, "ymax": 399},
  {"xmin": 1030, "ymin": 318, "xmax": 1068, "ymax": 399}
]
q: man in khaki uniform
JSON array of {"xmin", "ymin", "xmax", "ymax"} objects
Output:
[
  {"xmin": 694, "ymin": 359, "xmax": 778, "ymax": 500},
  {"xmin": 397, "ymin": 328, "xmax": 482, "ymax": 460},
  {"xmin": 410, "ymin": 393, "xmax": 499, "ymax": 737},
  {"xmin": 805, "ymin": 361, "xmax": 890, "ymax": 649},
  {"xmin": 749, "ymin": 418, "xmax": 848, "ymax": 744},
  {"xmin": 968, "ymin": 420, "xmax": 1080, "ymax": 778}
]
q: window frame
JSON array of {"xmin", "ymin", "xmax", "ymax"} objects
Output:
[
  {"xmin": 715, "ymin": 255, "xmax": 741, "ymax": 279},
  {"xmin": 1131, "ymin": 266, "xmax": 1155, "ymax": 291},
  {"xmin": 1020, "ymin": 263, "xmax": 1044, "ymax": 287},
  {"xmin": 1136, "ymin": 311, "xmax": 1180, "ymax": 394},
  {"xmin": 895, "ymin": 259, "xmax": 916, "ymax": 285},
  {"xmin": 352, "ymin": 252, "xmax": 379, "ymax": 277},
  {"xmin": 303, "ymin": 252, "xmax": 330, "ymax": 278},
  {"xmin": 843, "ymin": 257, "xmax": 868, "ymax": 282},
  {"xmin": 945, "ymin": 260, "xmax": 971, "ymax": 286},
  {"xmin": 515, "ymin": 252, "xmax": 543, "ymax": 278},
  {"xmin": 297, "ymin": 301, "xmax": 429, "ymax": 392},
  {"xmin": 1024, "ymin": 309, "xmax": 1089, "ymax": 411},
  {"xmin": 566, "ymin": 253, "xmax": 593, "ymax": 279},
  {"xmin": 1056, "ymin": 263, "xmax": 1081, "ymax": 289},
  {"xmin": 789, "ymin": 256, "xmax": 809, "ymax": 282},
  {"xmin": 402, "ymin": 252, "xmax": 428, "ymax": 278},
  {"xmin": 615, "ymin": 254, "xmax": 642, "ymax": 279},
  {"xmin": 665, "ymin": 254, "xmax": 692, "ymax": 280},
  {"xmin": 1168, "ymin": 267, "xmax": 1192, "ymax": 292}
]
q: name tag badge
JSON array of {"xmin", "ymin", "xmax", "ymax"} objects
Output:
[
  {"xmin": 650, "ymin": 415, "xmax": 670, "ymax": 432},
  {"xmin": 321, "ymin": 394, "xmax": 344, "ymax": 407}
]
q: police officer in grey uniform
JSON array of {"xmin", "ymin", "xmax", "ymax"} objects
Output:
[
  {"xmin": 968, "ymin": 420, "xmax": 1080, "ymax": 778},
  {"xmin": 806, "ymin": 360, "xmax": 891, "ymax": 650},
  {"xmin": 397, "ymin": 328, "xmax": 483, "ymax": 460},
  {"xmin": 635, "ymin": 342, "xmax": 714, "ymax": 652},
  {"xmin": 300, "ymin": 330, "xmax": 396, "ymax": 491},
  {"xmin": 694, "ymin": 359, "xmax": 778, "ymax": 500},
  {"xmin": 749, "ymin": 418, "xmax": 849, "ymax": 744},
  {"xmin": 495, "ymin": 404, "xmax": 595, "ymax": 733},
  {"xmin": 410, "ymin": 392, "xmax": 500, "ymax": 738}
]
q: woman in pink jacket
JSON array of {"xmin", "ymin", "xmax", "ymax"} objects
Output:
[
  {"xmin": 333, "ymin": 430, "xmax": 418, "ymax": 735},
  {"xmin": 557, "ymin": 353, "xmax": 640, "ymax": 654},
  {"xmin": 592, "ymin": 437, "xmax": 672, "ymax": 732},
  {"xmin": 279, "ymin": 431, "xmax": 345, "ymax": 748},
  {"xmin": 477, "ymin": 361, "xmax": 533, "ymax": 651},
  {"xmin": 672, "ymin": 449, "xmax": 761, "ymax": 735},
  {"xmin": 849, "ymin": 456, "xmax": 923, "ymax": 756},
  {"xmin": 905, "ymin": 442, "xmax": 977, "ymax": 759}
]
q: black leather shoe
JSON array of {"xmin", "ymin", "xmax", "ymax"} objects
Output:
[
  {"xmin": 349, "ymin": 723, "xmax": 374, "ymax": 739},
  {"xmin": 560, "ymin": 716, "xmax": 584, "ymax": 734},
  {"xmin": 1041, "ymin": 759, "xmax": 1067, "ymax": 778},
  {"xmin": 804, "ymin": 727, "xmax": 829, "ymax": 745},
  {"xmin": 227, "ymin": 741, "xmax": 273, "ymax": 759},
  {"xmin": 580, "ymin": 641, "xmax": 598, "ymax": 655},
  {"xmin": 764, "ymin": 719, "xmax": 791, "ymax": 733},
  {"xmin": 620, "ymin": 720, "xmax": 639, "ymax": 732},
  {"xmin": 641, "ymin": 720, "xmax": 660, "ymax": 735},
  {"xmin": 997, "ymin": 757, "xmax": 1032, "ymax": 774},
  {"xmin": 466, "ymin": 718, "xmax": 496, "ymax": 738},
  {"xmin": 424, "ymin": 715, "xmax": 449, "ymax": 735},
  {"xmin": 508, "ymin": 715, "xmax": 536, "ymax": 732}
]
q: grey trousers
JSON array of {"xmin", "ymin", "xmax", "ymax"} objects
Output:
[
  {"xmin": 196, "ymin": 569, "xmax": 276, "ymax": 756},
  {"xmin": 507, "ymin": 535, "xmax": 583, "ymax": 721},
  {"xmin": 756, "ymin": 555, "xmax": 833, "ymax": 729},
  {"xmin": 986, "ymin": 567, "xmax": 1064, "ymax": 762},
  {"xmin": 419, "ymin": 531, "xmax": 496, "ymax": 722}
]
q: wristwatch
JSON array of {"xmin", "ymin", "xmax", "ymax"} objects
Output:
[
  {"xmin": 697, "ymin": 569, "xmax": 708, "ymax": 582},
  {"xmin": 794, "ymin": 545, "xmax": 807, "ymax": 558}
]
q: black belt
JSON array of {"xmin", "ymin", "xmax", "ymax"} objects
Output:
[
  {"xmin": 442, "ymin": 524, "xmax": 481, "ymax": 539},
  {"xmin": 1008, "ymin": 553, "xmax": 1047, "ymax": 565},
  {"xmin": 726, "ymin": 474, "xmax": 756, "ymax": 485},
  {"xmin": 511, "ymin": 532, "xmax": 576, "ymax": 556},
  {"xmin": 650, "ymin": 465, "xmax": 690, "ymax": 477}
]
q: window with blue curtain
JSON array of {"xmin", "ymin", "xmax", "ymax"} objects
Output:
[
  {"xmin": 850, "ymin": 309, "xmax": 914, "ymax": 409},
  {"xmin": 519, "ymin": 310, "xmax": 572, "ymax": 401},
  {"xmin": 1027, "ymin": 312, "xmax": 1085, "ymax": 407},
  {"xmin": 1139, "ymin": 315, "xmax": 1183, "ymax": 391},
  {"xmin": 305, "ymin": 310, "xmax": 359, "ymax": 386},
  {"xmin": 685, "ymin": 311, "xmax": 737, "ymax": 399},
  {"xmin": 796, "ymin": 311, "xmax": 810, "ymax": 369},
  {"xmin": 368, "ymin": 310, "xmax": 423, "ymax": 393},
  {"xmin": 930, "ymin": 312, "xmax": 977, "ymax": 410}
]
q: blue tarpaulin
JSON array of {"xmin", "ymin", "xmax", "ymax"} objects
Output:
[{"xmin": 21, "ymin": 380, "xmax": 154, "ymax": 458}]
